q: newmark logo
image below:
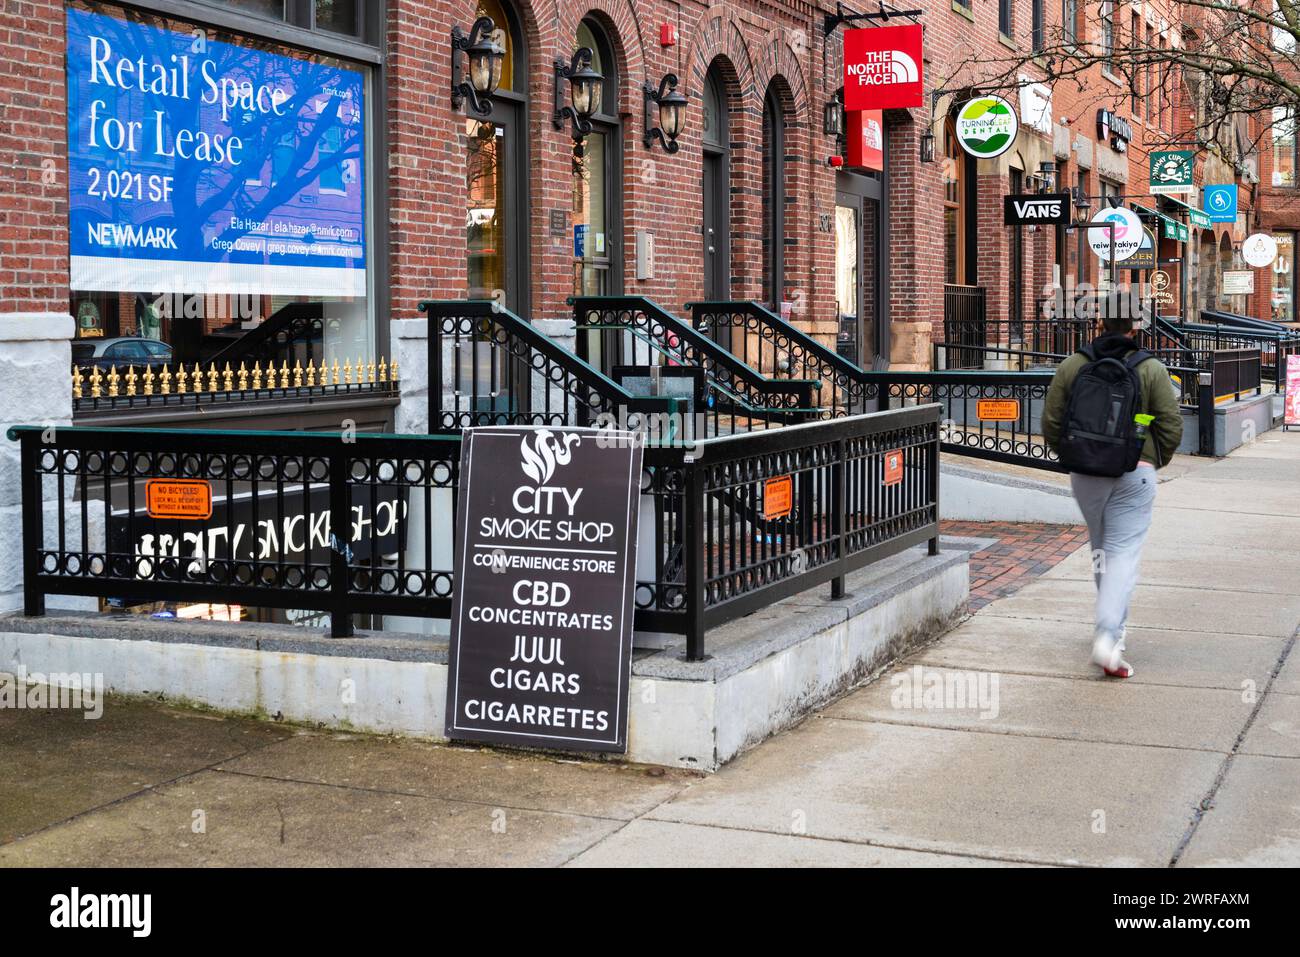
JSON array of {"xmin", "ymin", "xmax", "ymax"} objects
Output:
[
  {"xmin": 847, "ymin": 50, "xmax": 919, "ymax": 87},
  {"xmin": 519, "ymin": 429, "xmax": 581, "ymax": 485},
  {"xmin": 50, "ymin": 887, "xmax": 151, "ymax": 937}
]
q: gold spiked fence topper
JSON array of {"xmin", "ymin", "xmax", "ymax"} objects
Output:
[{"xmin": 73, "ymin": 357, "xmax": 399, "ymax": 402}]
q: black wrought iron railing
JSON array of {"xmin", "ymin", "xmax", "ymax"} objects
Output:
[
  {"xmin": 205, "ymin": 301, "xmax": 325, "ymax": 370},
  {"xmin": 12, "ymin": 407, "xmax": 941, "ymax": 660},
  {"xmin": 686, "ymin": 300, "xmax": 878, "ymax": 416},
  {"xmin": 11, "ymin": 425, "xmax": 462, "ymax": 637},
  {"xmin": 942, "ymin": 284, "xmax": 987, "ymax": 370},
  {"xmin": 572, "ymin": 296, "xmax": 822, "ymax": 434},
  {"xmin": 422, "ymin": 299, "xmax": 683, "ymax": 436}
]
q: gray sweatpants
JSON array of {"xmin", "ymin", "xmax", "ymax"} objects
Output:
[{"xmin": 1069, "ymin": 466, "xmax": 1157, "ymax": 639}]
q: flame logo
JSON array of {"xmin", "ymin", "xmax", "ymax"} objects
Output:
[{"xmin": 519, "ymin": 430, "xmax": 581, "ymax": 485}]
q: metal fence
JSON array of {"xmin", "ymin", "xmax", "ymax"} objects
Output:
[
  {"xmin": 942, "ymin": 284, "xmax": 987, "ymax": 370},
  {"xmin": 12, "ymin": 406, "xmax": 941, "ymax": 660}
]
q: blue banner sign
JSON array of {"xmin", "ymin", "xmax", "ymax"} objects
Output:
[
  {"xmin": 66, "ymin": 7, "xmax": 366, "ymax": 296},
  {"xmin": 1203, "ymin": 184, "xmax": 1238, "ymax": 224}
]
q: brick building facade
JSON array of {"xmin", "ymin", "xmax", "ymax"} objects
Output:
[{"xmin": 0, "ymin": 0, "xmax": 1291, "ymax": 405}]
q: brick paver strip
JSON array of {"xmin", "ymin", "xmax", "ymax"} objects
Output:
[{"xmin": 941, "ymin": 520, "xmax": 1090, "ymax": 611}]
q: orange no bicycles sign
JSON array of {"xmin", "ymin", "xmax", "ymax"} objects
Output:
[
  {"xmin": 763, "ymin": 475, "xmax": 793, "ymax": 520},
  {"xmin": 976, "ymin": 399, "xmax": 1021, "ymax": 421},
  {"xmin": 145, "ymin": 479, "xmax": 213, "ymax": 520},
  {"xmin": 883, "ymin": 448, "xmax": 904, "ymax": 486}
]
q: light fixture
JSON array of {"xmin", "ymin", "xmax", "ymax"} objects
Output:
[
  {"xmin": 1072, "ymin": 187, "xmax": 1091, "ymax": 224},
  {"xmin": 644, "ymin": 73, "xmax": 688, "ymax": 152},
  {"xmin": 1037, "ymin": 161, "xmax": 1057, "ymax": 193},
  {"xmin": 823, "ymin": 99, "xmax": 843, "ymax": 138},
  {"xmin": 554, "ymin": 47, "xmax": 603, "ymax": 142},
  {"xmin": 451, "ymin": 16, "xmax": 505, "ymax": 116},
  {"xmin": 919, "ymin": 129, "xmax": 936, "ymax": 163}
]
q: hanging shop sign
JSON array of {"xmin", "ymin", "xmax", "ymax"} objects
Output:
[
  {"xmin": 1203, "ymin": 184, "xmax": 1238, "ymax": 223},
  {"xmin": 1188, "ymin": 207, "xmax": 1212, "ymax": 230},
  {"xmin": 1221, "ymin": 270, "xmax": 1255, "ymax": 295},
  {"xmin": 954, "ymin": 95, "xmax": 1019, "ymax": 158},
  {"xmin": 1161, "ymin": 218, "xmax": 1189, "ymax": 242},
  {"xmin": 1119, "ymin": 227, "xmax": 1157, "ymax": 270},
  {"xmin": 1004, "ymin": 192, "xmax": 1071, "ymax": 225},
  {"xmin": 65, "ymin": 7, "xmax": 366, "ymax": 298},
  {"xmin": 843, "ymin": 25, "xmax": 924, "ymax": 111},
  {"xmin": 445, "ymin": 427, "xmax": 643, "ymax": 754},
  {"xmin": 846, "ymin": 109, "xmax": 884, "ymax": 171},
  {"xmin": 1096, "ymin": 109, "xmax": 1132, "ymax": 153},
  {"xmin": 1019, "ymin": 77, "xmax": 1053, "ymax": 135},
  {"xmin": 1088, "ymin": 206, "xmax": 1144, "ymax": 261},
  {"xmin": 1149, "ymin": 150, "xmax": 1195, "ymax": 195},
  {"xmin": 1242, "ymin": 233, "xmax": 1280, "ymax": 268}
]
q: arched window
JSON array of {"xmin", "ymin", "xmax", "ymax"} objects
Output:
[
  {"xmin": 465, "ymin": 0, "xmax": 527, "ymax": 311},
  {"xmin": 572, "ymin": 18, "xmax": 622, "ymax": 296},
  {"xmin": 761, "ymin": 87, "xmax": 786, "ymax": 309}
]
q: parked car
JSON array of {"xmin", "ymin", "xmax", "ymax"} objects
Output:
[{"xmin": 71, "ymin": 337, "xmax": 173, "ymax": 371}]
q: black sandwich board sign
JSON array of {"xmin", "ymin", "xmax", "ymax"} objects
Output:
[
  {"xmin": 445, "ymin": 426, "xmax": 644, "ymax": 753},
  {"xmin": 1003, "ymin": 192, "xmax": 1071, "ymax": 226}
]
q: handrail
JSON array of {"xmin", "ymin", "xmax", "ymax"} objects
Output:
[
  {"xmin": 572, "ymin": 295, "xmax": 821, "ymax": 394},
  {"xmin": 205, "ymin": 300, "xmax": 324, "ymax": 368},
  {"xmin": 421, "ymin": 299, "xmax": 683, "ymax": 432}
]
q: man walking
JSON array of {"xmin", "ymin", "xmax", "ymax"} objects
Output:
[{"xmin": 1042, "ymin": 313, "xmax": 1182, "ymax": 678}]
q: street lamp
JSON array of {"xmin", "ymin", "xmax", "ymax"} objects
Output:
[
  {"xmin": 823, "ymin": 99, "xmax": 844, "ymax": 138},
  {"xmin": 1037, "ymin": 161, "xmax": 1057, "ymax": 194},
  {"xmin": 644, "ymin": 73, "xmax": 688, "ymax": 152},
  {"xmin": 919, "ymin": 128, "xmax": 936, "ymax": 163},
  {"xmin": 554, "ymin": 48, "xmax": 603, "ymax": 142},
  {"xmin": 451, "ymin": 16, "xmax": 505, "ymax": 116}
]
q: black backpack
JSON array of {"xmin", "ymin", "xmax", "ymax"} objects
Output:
[{"xmin": 1056, "ymin": 344, "xmax": 1153, "ymax": 477}]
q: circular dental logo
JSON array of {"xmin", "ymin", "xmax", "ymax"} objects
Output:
[{"xmin": 954, "ymin": 95, "xmax": 1019, "ymax": 158}]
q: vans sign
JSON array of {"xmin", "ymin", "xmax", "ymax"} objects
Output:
[{"xmin": 1004, "ymin": 192, "xmax": 1071, "ymax": 226}]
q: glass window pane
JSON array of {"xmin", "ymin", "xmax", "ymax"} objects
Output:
[
  {"xmin": 66, "ymin": 3, "xmax": 373, "ymax": 371},
  {"xmin": 316, "ymin": 0, "xmax": 362, "ymax": 37},
  {"xmin": 1272, "ymin": 233, "xmax": 1294, "ymax": 322},
  {"xmin": 210, "ymin": 0, "xmax": 286, "ymax": 20},
  {"xmin": 466, "ymin": 119, "xmax": 505, "ymax": 300},
  {"xmin": 573, "ymin": 131, "xmax": 608, "ymax": 296}
]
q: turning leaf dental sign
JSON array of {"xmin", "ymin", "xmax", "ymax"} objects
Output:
[
  {"xmin": 954, "ymin": 95, "xmax": 1018, "ymax": 159},
  {"xmin": 842, "ymin": 25, "xmax": 924, "ymax": 111},
  {"xmin": 65, "ymin": 7, "xmax": 366, "ymax": 297},
  {"xmin": 446, "ymin": 427, "xmax": 643, "ymax": 753}
]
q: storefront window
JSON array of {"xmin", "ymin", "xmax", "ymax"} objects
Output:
[
  {"xmin": 1272, "ymin": 232, "xmax": 1295, "ymax": 322},
  {"xmin": 572, "ymin": 19, "xmax": 619, "ymax": 297},
  {"xmin": 66, "ymin": 2, "xmax": 373, "ymax": 369},
  {"xmin": 315, "ymin": 0, "xmax": 364, "ymax": 37}
]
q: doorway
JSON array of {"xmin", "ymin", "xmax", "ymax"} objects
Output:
[
  {"xmin": 701, "ymin": 66, "xmax": 730, "ymax": 301},
  {"xmin": 834, "ymin": 169, "xmax": 887, "ymax": 367}
]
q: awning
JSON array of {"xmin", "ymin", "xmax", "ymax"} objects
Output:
[
  {"xmin": 1131, "ymin": 203, "xmax": 1188, "ymax": 242},
  {"xmin": 1162, "ymin": 195, "xmax": 1214, "ymax": 230}
]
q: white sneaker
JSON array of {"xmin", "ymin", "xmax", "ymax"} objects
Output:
[{"xmin": 1091, "ymin": 631, "xmax": 1122, "ymax": 672}]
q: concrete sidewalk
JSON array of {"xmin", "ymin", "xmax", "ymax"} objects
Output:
[{"xmin": 1, "ymin": 434, "xmax": 1297, "ymax": 867}]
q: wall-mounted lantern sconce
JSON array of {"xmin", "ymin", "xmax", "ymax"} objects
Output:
[
  {"xmin": 919, "ymin": 129, "xmax": 936, "ymax": 163},
  {"xmin": 451, "ymin": 16, "xmax": 505, "ymax": 116},
  {"xmin": 644, "ymin": 73, "xmax": 688, "ymax": 152},
  {"xmin": 553, "ymin": 47, "xmax": 603, "ymax": 142},
  {"xmin": 1038, "ymin": 161, "xmax": 1057, "ymax": 194},
  {"xmin": 823, "ymin": 99, "xmax": 843, "ymax": 138},
  {"xmin": 1072, "ymin": 187, "xmax": 1092, "ymax": 224}
]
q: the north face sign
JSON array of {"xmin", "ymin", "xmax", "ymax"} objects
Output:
[{"xmin": 843, "ymin": 25, "xmax": 924, "ymax": 111}]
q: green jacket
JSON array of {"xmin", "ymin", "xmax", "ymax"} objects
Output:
[{"xmin": 1042, "ymin": 338, "xmax": 1184, "ymax": 469}]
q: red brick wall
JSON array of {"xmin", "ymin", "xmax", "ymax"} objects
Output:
[{"xmin": 0, "ymin": 0, "xmax": 67, "ymax": 314}]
